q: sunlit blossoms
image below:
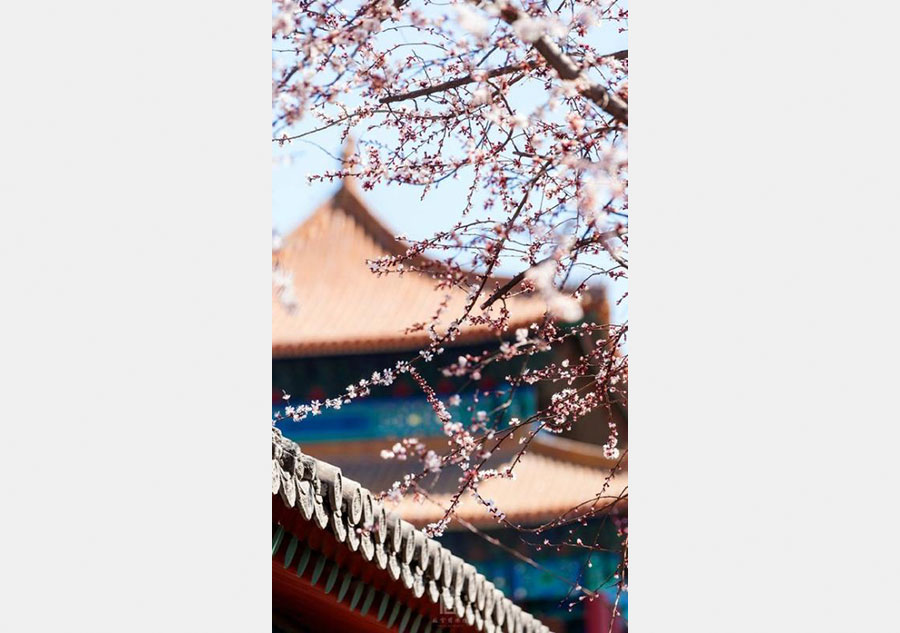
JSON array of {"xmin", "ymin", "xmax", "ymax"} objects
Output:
[{"xmin": 273, "ymin": 0, "xmax": 628, "ymax": 612}]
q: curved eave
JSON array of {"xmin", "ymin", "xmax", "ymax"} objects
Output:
[
  {"xmin": 272, "ymin": 316, "xmax": 548, "ymax": 359},
  {"xmin": 272, "ymin": 429, "xmax": 553, "ymax": 633}
]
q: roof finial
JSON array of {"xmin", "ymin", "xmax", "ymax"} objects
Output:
[
  {"xmin": 342, "ymin": 134, "xmax": 355, "ymax": 163},
  {"xmin": 341, "ymin": 134, "xmax": 358, "ymax": 190}
]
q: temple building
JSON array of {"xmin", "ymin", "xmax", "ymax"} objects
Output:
[{"xmin": 272, "ymin": 168, "xmax": 628, "ymax": 632}]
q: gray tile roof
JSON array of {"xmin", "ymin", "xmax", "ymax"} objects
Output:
[{"xmin": 272, "ymin": 427, "xmax": 551, "ymax": 633}]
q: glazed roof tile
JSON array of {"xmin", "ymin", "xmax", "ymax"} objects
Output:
[
  {"xmin": 296, "ymin": 435, "xmax": 628, "ymax": 526},
  {"xmin": 272, "ymin": 428, "xmax": 554, "ymax": 633},
  {"xmin": 295, "ymin": 435, "xmax": 626, "ymax": 528},
  {"xmin": 392, "ymin": 451, "xmax": 626, "ymax": 527},
  {"xmin": 272, "ymin": 181, "xmax": 562, "ymax": 358}
]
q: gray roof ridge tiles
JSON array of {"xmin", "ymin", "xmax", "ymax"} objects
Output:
[{"xmin": 272, "ymin": 427, "xmax": 551, "ymax": 633}]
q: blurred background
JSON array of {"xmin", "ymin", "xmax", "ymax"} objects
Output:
[{"xmin": 272, "ymin": 156, "xmax": 628, "ymax": 631}]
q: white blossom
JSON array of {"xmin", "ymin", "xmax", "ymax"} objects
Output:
[
  {"xmin": 512, "ymin": 17, "xmax": 543, "ymax": 43},
  {"xmin": 470, "ymin": 87, "xmax": 491, "ymax": 107},
  {"xmin": 454, "ymin": 5, "xmax": 489, "ymax": 38},
  {"xmin": 423, "ymin": 450, "xmax": 441, "ymax": 472}
]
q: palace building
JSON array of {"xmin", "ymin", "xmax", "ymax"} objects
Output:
[{"xmin": 272, "ymin": 166, "xmax": 627, "ymax": 632}]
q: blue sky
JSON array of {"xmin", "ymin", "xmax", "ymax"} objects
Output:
[{"xmin": 272, "ymin": 16, "xmax": 628, "ymax": 324}]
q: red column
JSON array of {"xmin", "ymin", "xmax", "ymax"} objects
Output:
[{"xmin": 585, "ymin": 593, "xmax": 625, "ymax": 633}]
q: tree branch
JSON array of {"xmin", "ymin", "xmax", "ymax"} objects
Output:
[
  {"xmin": 379, "ymin": 49, "xmax": 627, "ymax": 106},
  {"xmin": 480, "ymin": 228, "xmax": 627, "ymax": 310},
  {"xmin": 497, "ymin": 5, "xmax": 628, "ymax": 124},
  {"xmin": 380, "ymin": 61, "xmax": 538, "ymax": 104}
]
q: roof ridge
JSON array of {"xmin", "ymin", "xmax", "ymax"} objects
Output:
[
  {"xmin": 286, "ymin": 182, "xmax": 408, "ymax": 259},
  {"xmin": 272, "ymin": 427, "xmax": 552, "ymax": 633},
  {"xmin": 287, "ymin": 183, "xmax": 602, "ymax": 296},
  {"xmin": 272, "ymin": 178, "xmax": 610, "ymax": 358}
]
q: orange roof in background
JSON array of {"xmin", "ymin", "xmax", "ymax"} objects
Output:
[
  {"xmin": 391, "ymin": 447, "xmax": 626, "ymax": 529},
  {"xmin": 303, "ymin": 434, "xmax": 626, "ymax": 529},
  {"xmin": 272, "ymin": 179, "xmax": 557, "ymax": 358}
]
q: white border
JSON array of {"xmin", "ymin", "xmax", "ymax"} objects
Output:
[
  {"xmin": 2, "ymin": 1, "xmax": 900, "ymax": 631},
  {"xmin": 632, "ymin": 1, "xmax": 900, "ymax": 630},
  {"xmin": 0, "ymin": 2, "xmax": 272, "ymax": 630}
]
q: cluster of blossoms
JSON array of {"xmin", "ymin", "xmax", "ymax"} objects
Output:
[
  {"xmin": 525, "ymin": 260, "xmax": 584, "ymax": 322},
  {"xmin": 473, "ymin": 491, "xmax": 506, "ymax": 522},
  {"xmin": 272, "ymin": 362, "xmax": 408, "ymax": 423},
  {"xmin": 379, "ymin": 439, "xmax": 444, "ymax": 473},
  {"xmin": 409, "ymin": 367, "xmax": 452, "ymax": 423},
  {"xmin": 273, "ymin": 0, "xmax": 628, "ymax": 605},
  {"xmin": 603, "ymin": 420, "xmax": 620, "ymax": 459},
  {"xmin": 379, "ymin": 437, "xmax": 425, "ymax": 460}
]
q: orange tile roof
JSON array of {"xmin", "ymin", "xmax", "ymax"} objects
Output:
[
  {"xmin": 301, "ymin": 435, "xmax": 626, "ymax": 529},
  {"xmin": 273, "ymin": 179, "xmax": 561, "ymax": 358},
  {"xmin": 391, "ymin": 451, "xmax": 627, "ymax": 529}
]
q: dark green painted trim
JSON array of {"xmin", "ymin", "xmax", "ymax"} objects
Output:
[
  {"xmin": 310, "ymin": 554, "xmax": 327, "ymax": 585},
  {"xmin": 387, "ymin": 601, "xmax": 402, "ymax": 628},
  {"xmin": 398, "ymin": 605, "xmax": 413, "ymax": 633},
  {"xmin": 324, "ymin": 563, "xmax": 339, "ymax": 594},
  {"xmin": 272, "ymin": 525, "xmax": 285, "ymax": 556},
  {"xmin": 283, "ymin": 535, "xmax": 299, "ymax": 568},
  {"xmin": 296, "ymin": 546, "xmax": 312, "ymax": 576},
  {"xmin": 360, "ymin": 586, "xmax": 377, "ymax": 616},
  {"xmin": 337, "ymin": 571, "xmax": 353, "ymax": 602},
  {"xmin": 377, "ymin": 593, "xmax": 390, "ymax": 621},
  {"xmin": 349, "ymin": 580, "xmax": 365, "ymax": 610}
]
